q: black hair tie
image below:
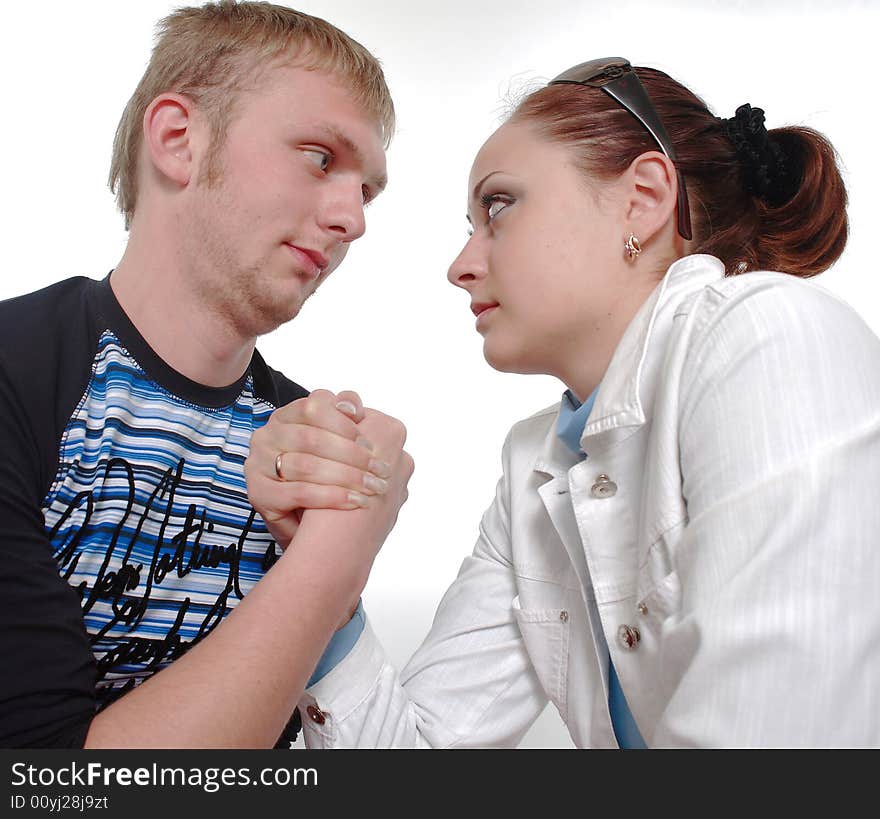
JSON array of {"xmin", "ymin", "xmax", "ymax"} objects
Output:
[{"xmin": 720, "ymin": 104, "xmax": 800, "ymax": 207}]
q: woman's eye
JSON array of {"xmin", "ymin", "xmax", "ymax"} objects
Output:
[
  {"xmin": 481, "ymin": 194, "xmax": 513, "ymax": 222},
  {"xmin": 488, "ymin": 199, "xmax": 507, "ymax": 220},
  {"xmin": 303, "ymin": 148, "xmax": 331, "ymax": 171}
]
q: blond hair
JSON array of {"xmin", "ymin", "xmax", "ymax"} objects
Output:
[{"xmin": 109, "ymin": 1, "xmax": 395, "ymax": 228}]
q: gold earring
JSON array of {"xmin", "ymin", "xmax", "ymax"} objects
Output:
[{"xmin": 624, "ymin": 234, "xmax": 642, "ymax": 260}]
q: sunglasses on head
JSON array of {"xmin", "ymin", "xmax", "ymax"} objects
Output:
[{"xmin": 550, "ymin": 57, "xmax": 693, "ymax": 241}]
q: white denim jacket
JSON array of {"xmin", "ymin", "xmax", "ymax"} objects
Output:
[{"xmin": 299, "ymin": 254, "xmax": 880, "ymax": 748}]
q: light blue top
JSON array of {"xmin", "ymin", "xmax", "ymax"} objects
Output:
[
  {"xmin": 557, "ymin": 387, "xmax": 647, "ymax": 749},
  {"xmin": 307, "ymin": 598, "xmax": 365, "ymax": 686},
  {"xmin": 556, "ymin": 387, "xmax": 600, "ymax": 452}
]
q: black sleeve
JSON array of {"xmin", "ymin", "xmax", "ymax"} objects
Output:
[
  {"xmin": 0, "ymin": 360, "xmax": 97, "ymax": 747},
  {"xmin": 0, "ymin": 279, "xmax": 102, "ymax": 748},
  {"xmin": 250, "ymin": 349, "xmax": 309, "ymax": 406}
]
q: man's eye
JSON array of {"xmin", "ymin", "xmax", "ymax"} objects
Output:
[{"xmin": 303, "ymin": 148, "xmax": 331, "ymax": 171}]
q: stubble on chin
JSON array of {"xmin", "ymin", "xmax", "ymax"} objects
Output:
[
  {"xmin": 223, "ymin": 265, "xmax": 309, "ymax": 339},
  {"xmin": 187, "ymin": 223, "xmax": 300, "ymax": 340}
]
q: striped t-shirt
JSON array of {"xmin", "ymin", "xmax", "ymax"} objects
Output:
[{"xmin": 0, "ymin": 274, "xmax": 309, "ymax": 747}]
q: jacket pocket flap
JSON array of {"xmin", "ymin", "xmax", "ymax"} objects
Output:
[{"xmin": 511, "ymin": 595, "xmax": 570, "ymax": 721}]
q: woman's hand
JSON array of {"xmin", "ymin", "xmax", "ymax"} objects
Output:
[{"xmin": 295, "ymin": 408, "xmax": 414, "ymax": 627}]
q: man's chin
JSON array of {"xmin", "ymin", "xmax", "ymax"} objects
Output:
[{"xmin": 253, "ymin": 300, "xmax": 304, "ymax": 336}]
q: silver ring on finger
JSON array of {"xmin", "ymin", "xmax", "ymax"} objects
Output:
[{"xmin": 274, "ymin": 452, "xmax": 286, "ymax": 480}]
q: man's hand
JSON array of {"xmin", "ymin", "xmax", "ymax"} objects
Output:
[{"xmin": 245, "ymin": 390, "xmax": 394, "ymax": 549}]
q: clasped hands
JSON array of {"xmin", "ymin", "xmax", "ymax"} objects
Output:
[{"xmin": 245, "ymin": 390, "xmax": 414, "ymax": 625}]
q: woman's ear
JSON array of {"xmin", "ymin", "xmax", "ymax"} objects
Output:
[
  {"xmin": 622, "ymin": 150, "xmax": 679, "ymax": 244},
  {"xmin": 142, "ymin": 93, "xmax": 197, "ymax": 188}
]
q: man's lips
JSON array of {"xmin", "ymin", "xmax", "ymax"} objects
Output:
[{"xmin": 284, "ymin": 244, "xmax": 329, "ymax": 279}]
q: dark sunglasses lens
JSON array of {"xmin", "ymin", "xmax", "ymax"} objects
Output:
[{"xmin": 551, "ymin": 57, "xmax": 631, "ymax": 85}]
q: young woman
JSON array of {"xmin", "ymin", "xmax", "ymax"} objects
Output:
[{"xmin": 250, "ymin": 59, "xmax": 880, "ymax": 747}]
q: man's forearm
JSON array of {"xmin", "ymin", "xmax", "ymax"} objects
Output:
[{"xmin": 84, "ymin": 531, "xmax": 364, "ymax": 749}]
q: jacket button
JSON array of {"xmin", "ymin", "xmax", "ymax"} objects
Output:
[
  {"xmin": 559, "ymin": 610, "xmax": 569, "ymax": 623},
  {"xmin": 590, "ymin": 474, "xmax": 618, "ymax": 499},
  {"xmin": 637, "ymin": 602, "xmax": 648, "ymax": 616},
  {"xmin": 306, "ymin": 705, "xmax": 326, "ymax": 725},
  {"xmin": 617, "ymin": 624, "xmax": 641, "ymax": 651}
]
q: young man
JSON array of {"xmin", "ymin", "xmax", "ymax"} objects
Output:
[{"xmin": 0, "ymin": 1, "xmax": 412, "ymax": 748}]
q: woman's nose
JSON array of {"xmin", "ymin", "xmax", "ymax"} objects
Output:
[{"xmin": 447, "ymin": 235, "xmax": 486, "ymax": 289}]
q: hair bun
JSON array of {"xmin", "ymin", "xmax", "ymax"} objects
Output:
[{"xmin": 720, "ymin": 104, "xmax": 802, "ymax": 207}]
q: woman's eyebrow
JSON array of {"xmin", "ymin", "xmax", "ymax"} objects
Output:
[{"xmin": 471, "ymin": 170, "xmax": 502, "ymax": 203}]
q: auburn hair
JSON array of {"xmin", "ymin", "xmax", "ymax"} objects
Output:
[{"xmin": 512, "ymin": 67, "xmax": 847, "ymax": 277}]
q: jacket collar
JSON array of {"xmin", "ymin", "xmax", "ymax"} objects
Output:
[{"xmin": 534, "ymin": 254, "xmax": 725, "ymax": 476}]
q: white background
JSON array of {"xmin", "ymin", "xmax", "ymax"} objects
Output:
[{"xmin": 1, "ymin": 0, "xmax": 877, "ymax": 747}]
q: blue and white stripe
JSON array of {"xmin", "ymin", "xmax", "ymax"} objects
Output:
[{"xmin": 43, "ymin": 331, "xmax": 279, "ymax": 702}]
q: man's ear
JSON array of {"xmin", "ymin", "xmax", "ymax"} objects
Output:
[
  {"xmin": 622, "ymin": 150, "xmax": 679, "ymax": 244},
  {"xmin": 142, "ymin": 93, "xmax": 198, "ymax": 188}
]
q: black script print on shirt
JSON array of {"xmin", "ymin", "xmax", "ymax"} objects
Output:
[{"xmin": 48, "ymin": 456, "xmax": 281, "ymax": 707}]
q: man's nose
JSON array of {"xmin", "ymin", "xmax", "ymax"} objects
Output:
[{"xmin": 321, "ymin": 183, "xmax": 367, "ymax": 242}]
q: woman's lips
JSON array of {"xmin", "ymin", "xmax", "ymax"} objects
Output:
[{"xmin": 471, "ymin": 302, "xmax": 499, "ymax": 330}]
